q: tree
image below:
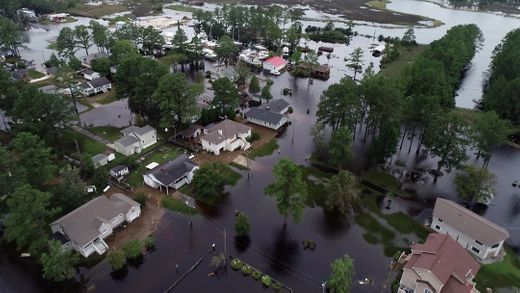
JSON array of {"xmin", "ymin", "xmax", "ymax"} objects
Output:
[
  {"xmin": 209, "ymin": 253, "xmax": 226, "ymax": 271},
  {"xmin": 424, "ymin": 111, "xmax": 470, "ymax": 182},
  {"xmin": 325, "ymin": 170, "xmax": 360, "ymax": 216},
  {"xmin": 141, "ymin": 26, "xmax": 164, "ymax": 56},
  {"xmin": 311, "ymin": 122, "xmax": 328, "ymax": 159},
  {"xmin": 172, "ymin": 25, "xmax": 188, "ymax": 52},
  {"xmin": 10, "ymin": 132, "xmax": 57, "ymax": 188},
  {"xmin": 316, "ymin": 77, "xmax": 361, "ymax": 132},
  {"xmin": 346, "ymin": 47, "xmax": 364, "ymax": 80},
  {"xmin": 192, "ymin": 162, "xmax": 228, "ymax": 203},
  {"xmin": 327, "ymin": 255, "xmax": 355, "ymax": 293},
  {"xmin": 0, "ymin": 145, "xmax": 25, "ymax": 197},
  {"xmin": 211, "ymin": 77, "xmax": 240, "ymax": 116},
  {"xmin": 455, "ymin": 165, "xmax": 496, "ymax": 206},
  {"xmin": 285, "ymin": 23, "xmax": 302, "ymax": 53},
  {"xmin": 110, "ymin": 39, "xmax": 138, "ymax": 65},
  {"xmin": 56, "ymin": 27, "xmax": 76, "ymax": 58},
  {"xmin": 265, "ymin": 158, "xmax": 307, "ymax": 225},
  {"xmin": 234, "ymin": 61, "xmax": 251, "ymax": 87},
  {"xmin": 370, "ymin": 119, "xmax": 400, "ymax": 163},
  {"xmin": 402, "ymin": 27, "xmax": 416, "ymax": 45},
  {"xmin": 249, "ymin": 75, "xmax": 260, "ymax": 94},
  {"xmin": 90, "ymin": 20, "xmax": 110, "ymax": 52},
  {"xmin": 51, "ymin": 167, "xmax": 88, "ymax": 214},
  {"xmin": 260, "ymin": 84, "xmax": 272, "ymax": 102},
  {"xmin": 40, "ymin": 240, "xmax": 79, "ymax": 281},
  {"xmin": 5, "ymin": 185, "xmax": 59, "ymax": 255},
  {"xmin": 67, "ymin": 57, "xmax": 82, "ymax": 71},
  {"xmin": 471, "ymin": 111, "xmax": 511, "ymax": 167},
  {"xmin": 74, "ymin": 25, "xmax": 92, "ymax": 55},
  {"xmin": 91, "ymin": 57, "xmax": 111, "ymax": 77},
  {"xmin": 107, "ymin": 250, "xmax": 127, "ymax": 271},
  {"xmin": 235, "ymin": 213, "xmax": 250, "ymax": 237},
  {"xmin": 328, "ymin": 126, "xmax": 352, "ymax": 169},
  {"xmin": 0, "ymin": 16, "xmax": 25, "ymax": 57},
  {"xmin": 152, "ymin": 73, "xmax": 201, "ymax": 128},
  {"xmin": 122, "ymin": 240, "xmax": 143, "ymax": 260},
  {"xmin": 215, "ymin": 35, "xmax": 238, "ymax": 67}
]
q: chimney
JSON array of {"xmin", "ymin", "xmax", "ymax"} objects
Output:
[{"xmin": 218, "ymin": 129, "xmax": 223, "ymax": 135}]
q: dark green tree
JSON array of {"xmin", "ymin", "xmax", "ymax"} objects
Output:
[
  {"xmin": 328, "ymin": 126, "xmax": 352, "ymax": 169},
  {"xmin": 90, "ymin": 20, "xmax": 110, "ymax": 52},
  {"xmin": 110, "ymin": 39, "xmax": 138, "ymax": 65},
  {"xmin": 346, "ymin": 47, "xmax": 364, "ymax": 80},
  {"xmin": 40, "ymin": 240, "xmax": 79, "ymax": 281},
  {"xmin": 192, "ymin": 162, "xmax": 229, "ymax": 204},
  {"xmin": 0, "ymin": 16, "xmax": 25, "ymax": 57},
  {"xmin": 107, "ymin": 249, "xmax": 126, "ymax": 271},
  {"xmin": 317, "ymin": 77, "xmax": 361, "ymax": 132},
  {"xmin": 260, "ymin": 84, "xmax": 272, "ymax": 102},
  {"xmin": 471, "ymin": 110, "xmax": 512, "ymax": 167},
  {"xmin": 455, "ymin": 165, "xmax": 495, "ymax": 206},
  {"xmin": 325, "ymin": 170, "xmax": 360, "ymax": 216},
  {"xmin": 51, "ymin": 166, "xmax": 88, "ymax": 214},
  {"xmin": 74, "ymin": 25, "xmax": 92, "ymax": 55},
  {"xmin": 215, "ymin": 35, "xmax": 238, "ymax": 67},
  {"xmin": 249, "ymin": 75, "xmax": 260, "ymax": 94},
  {"xmin": 235, "ymin": 212, "xmax": 250, "ymax": 237},
  {"xmin": 56, "ymin": 27, "xmax": 76, "ymax": 58},
  {"xmin": 211, "ymin": 77, "xmax": 240, "ymax": 116},
  {"xmin": 122, "ymin": 239, "xmax": 143, "ymax": 260},
  {"xmin": 327, "ymin": 255, "xmax": 355, "ymax": 293}
]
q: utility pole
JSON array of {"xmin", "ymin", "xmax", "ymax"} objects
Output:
[{"xmin": 224, "ymin": 229, "xmax": 227, "ymax": 256}]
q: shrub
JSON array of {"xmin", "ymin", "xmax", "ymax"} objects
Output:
[
  {"xmin": 107, "ymin": 250, "xmax": 126, "ymax": 271},
  {"xmin": 252, "ymin": 270, "xmax": 262, "ymax": 280},
  {"xmin": 231, "ymin": 258, "xmax": 243, "ymax": 270},
  {"xmin": 302, "ymin": 239, "xmax": 316, "ymax": 250},
  {"xmin": 272, "ymin": 282, "xmax": 282, "ymax": 290},
  {"xmin": 143, "ymin": 236, "xmax": 154, "ymax": 251},
  {"xmin": 241, "ymin": 264, "xmax": 252, "ymax": 276},
  {"xmin": 135, "ymin": 192, "xmax": 147, "ymax": 207},
  {"xmin": 235, "ymin": 213, "xmax": 250, "ymax": 237},
  {"xmin": 261, "ymin": 275, "xmax": 273, "ymax": 287},
  {"xmin": 287, "ymin": 106, "xmax": 293, "ymax": 113},
  {"xmin": 246, "ymin": 131, "xmax": 260, "ymax": 143},
  {"xmin": 122, "ymin": 240, "xmax": 143, "ymax": 260}
]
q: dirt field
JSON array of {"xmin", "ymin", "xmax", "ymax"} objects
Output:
[{"xmin": 204, "ymin": 0, "xmax": 429, "ymax": 26}]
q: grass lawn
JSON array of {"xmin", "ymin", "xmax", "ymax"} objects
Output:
[
  {"xmin": 76, "ymin": 132, "xmax": 107, "ymax": 157},
  {"xmin": 92, "ymin": 91, "xmax": 117, "ymax": 105},
  {"xmin": 361, "ymin": 169, "xmax": 414, "ymax": 198},
  {"xmin": 161, "ymin": 196, "xmax": 198, "ymax": 215},
  {"xmin": 248, "ymin": 138, "xmax": 279, "ymax": 159},
  {"xmin": 476, "ymin": 247, "xmax": 520, "ymax": 291},
  {"xmin": 27, "ymin": 69, "xmax": 46, "ymax": 79},
  {"xmin": 31, "ymin": 78, "xmax": 56, "ymax": 88},
  {"xmin": 299, "ymin": 166, "xmax": 331, "ymax": 208},
  {"xmin": 378, "ymin": 45, "xmax": 426, "ymax": 78},
  {"xmin": 68, "ymin": 3, "xmax": 128, "ymax": 18},
  {"xmin": 126, "ymin": 147, "xmax": 181, "ymax": 187},
  {"xmin": 88, "ymin": 126, "xmax": 122, "ymax": 142},
  {"xmin": 163, "ymin": 4, "xmax": 201, "ymax": 13}
]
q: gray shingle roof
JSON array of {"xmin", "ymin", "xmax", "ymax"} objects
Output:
[
  {"xmin": 83, "ymin": 69, "xmax": 95, "ymax": 75},
  {"xmin": 51, "ymin": 194, "xmax": 139, "ymax": 247},
  {"xmin": 110, "ymin": 164, "xmax": 128, "ymax": 173},
  {"xmin": 263, "ymin": 99, "xmax": 289, "ymax": 113},
  {"xmin": 433, "ymin": 198, "xmax": 510, "ymax": 246},
  {"xmin": 120, "ymin": 125, "xmax": 155, "ymax": 137},
  {"xmin": 202, "ymin": 119, "xmax": 251, "ymax": 145},
  {"xmin": 145, "ymin": 154, "xmax": 198, "ymax": 186},
  {"xmin": 91, "ymin": 153, "xmax": 107, "ymax": 163},
  {"xmin": 246, "ymin": 108, "xmax": 285, "ymax": 125},
  {"xmin": 115, "ymin": 135, "xmax": 139, "ymax": 147},
  {"xmin": 88, "ymin": 76, "xmax": 110, "ymax": 88}
]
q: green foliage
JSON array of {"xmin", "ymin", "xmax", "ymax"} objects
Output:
[
  {"xmin": 261, "ymin": 275, "xmax": 273, "ymax": 287},
  {"xmin": 471, "ymin": 110, "xmax": 512, "ymax": 165},
  {"xmin": 40, "ymin": 240, "xmax": 79, "ymax": 281},
  {"xmin": 91, "ymin": 57, "xmax": 111, "ymax": 77},
  {"xmin": 143, "ymin": 236, "xmax": 155, "ymax": 251},
  {"xmin": 401, "ymin": 27, "xmax": 416, "ymax": 46},
  {"xmin": 231, "ymin": 258, "xmax": 243, "ymax": 270},
  {"xmin": 475, "ymin": 247, "xmax": 520, "ymax": 291},
  {"xmin": 328, "ymin": 126, "xmax": 352, "ymax": 169},
  {"xmin": 265, "ymin": 158, "xmax": 308, "ymax": 224},
  {"xmin": 246, "ymin": 131, "xmax": 260, "ymax": 143},
  {"xmin": 107, "ymin": 249, "xmax": 126, "ymax": 271},
  {"xmin": 52, "ymin": 166, "xmax": 88, "ymax": 214},
  {"xmin": 161, "ymin": 196, "xmax": 198, "ymax": 215},
  {"xmin": 67, "ymin": 56, "xmax": 82, "ymax": 71},
  {"xmin": 209, "ymin": 253, "xmax": 226, "ymax": 270},
  {"xmin": 369, "ymin": 119, "xmax": 400, "ymax": 163},
  {"xmin": 317, "ymin": 77, "xmax": 361, "ymax": 132},
  {"xmin": 211, "ymin": 77, "xmax": 240, "ymax": 116},
  {"xmin": 235, "ymin": 213, "xmax": 250, "ymax": 237},
  {"xmin": 455, "ymin": 165, "xmax": 495, "ymax": 205},
  {"xmin": 234, "ymin": 61, "xmax": 251, "ymax": 86},
  {"xmin": 346, "ymin": 47, "xmax": 364, "ymax": 80},
  {"xmin": 90, "ymin": 20, "xmax": 110, "ymax": 52},
  {"xmin": 327, "ymin": 255, "xmax": 355, "ymax": 293},
  {"xmin": 56, "ymin": 27, "xmax": 76, "ymax": 58},
  {"xmin": 122, "ymin": 239, "xmax": 143, "ymax": 260},
  {"xmin": 110, "ymin": 39, "xmax": 138, "ymax": 65},
  {"xmin": 260, "ymin": 84, "xmax": 272, "ymax": 102},
  {"xmin": 252, "ymin": 270, "xmax": 262, "ymax": 280},
  {"xmin": 215, "ymin": 35, "xmax": 238, "ymax": 67},
  {"xmin": 91, "ymin": 166, "xmax": 109, "ymax": 191},
  {"xmin": 135, "ymin": 192, "xmax": 147, "ymax": 207},
  {"xmin": 192, "ymin": 162, "xmax": 230, "ymax": 204},
  {"xmin": 241, "ymin": 264, "xmax": 253, "ymax": 275},
  {"xmin": 248, "ymin": 138, "xmax": 278, "ymax": 159},
  {"xmin": 0, "ymin": 16, "xmax": 25, "ymax": 57},
  {"xmin": 325, "ymin": 170, "xmax": 360, "ymax": 216}
]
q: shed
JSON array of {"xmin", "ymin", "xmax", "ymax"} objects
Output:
[
  {"xmin": 318, "ymin": 46, "xmax": 334, "ymax": 53},
  {"xmin": 91, "ymin": 153, "xmax": 108, "ymax": 168},
  {"xmin": 110, "ymin": 165, "xmax": 129, "ymax": 178}
]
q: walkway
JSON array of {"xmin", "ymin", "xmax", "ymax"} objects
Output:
[{"xmin": 71, "ymin": 125, "xmax": 114, "ymax": 149}]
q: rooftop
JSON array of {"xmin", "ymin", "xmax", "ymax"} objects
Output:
[
  {"xmin": 202, "ymin": 119, "xmax": 251, "ymax": 145},
  {"xmin": 263, "ymin": 99, "xmax": 289, "ymax": 113},
  {"xmin": 145, "ymin": 154, "xmax": 198, "ymax": 186},
  {"xmin": 88, "ymin": 76, "xmax": 111, "ymax": 88},
  {"xmin": 115, "ymin": 135, "xmax": 139, "ymax": 147},
  {"xmin": 121, "ymin": 125, "xmax": 156, "ymax": 137},
  {"xmin": 264, "ymin": 56, "xmax": 286, "ymax": 67},
  {"xmin": 245, "ymin": 108, "xmax": 286, "ymax": 125}
]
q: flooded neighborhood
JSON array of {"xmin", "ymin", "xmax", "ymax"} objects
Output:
[{"xmin": 0, "ymin": 0, "xmax": 520, "ymax": 292}]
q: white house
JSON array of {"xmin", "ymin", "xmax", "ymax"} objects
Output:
[
  {"xmin": 431, "ymin": 198, "xmax": 510, "ymax": 262},
  {"xmin": 83, "ymin": 69, "xmax": 101, "ymax": 81},
  {"xmin": 91, "ymin": 153, "xmax": 108, "ymax": 168},
  {"xmin": 16, "ymin": 8, "xmax": 37, "ymax": 19},
  {"xmin": 114, "ymin": 125, "xmax": 157, "ymax": 156},
  {"xmin": 110, "ymin": 165, "xmax": 129, "ymax": 179},
  {"xmin": 50, "ymin": 193, "xmax": 141, "ymax": 258},
  {"xmin": 200, "ymin": 119, "xmax": 251, "ymax": 155},
  {"xmin": 80, "ymin": 77, "xmax": 112, "ymax": 96},
  {"xmin": 245, "ymin": 108, "xmax": 288, "ymax": 130},
  {"xmin": 262, "ymin": 56, "xmax": 287, "ymax": 73},
  {"xmin": 143, "ymin": 154, "xmax": 199, "ymax": 194}
]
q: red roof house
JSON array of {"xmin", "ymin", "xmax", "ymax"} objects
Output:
[
  {"xmin": 262, "ymin": 56, "xmax": 287, "ymax": 72},
  {"xmin": 398, "ymin": 233, "xmax": 480, "ymax": 293}
]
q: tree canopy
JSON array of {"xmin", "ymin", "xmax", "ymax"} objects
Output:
[
  {"xmin": 40, "ymin": 240, "xmax": 79, "ymax": 281},
  {"xmin": 325, "ymin": 170, "xmax": 360, "ymax": 216},
  {"xmin": 327, "ymin": 255, "xmax": 355, "ymax": 293}
]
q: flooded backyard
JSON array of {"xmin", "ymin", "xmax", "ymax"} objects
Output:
[{"xmin": 2, "ymin": 0, "xmax": 520, "ymax": 292}]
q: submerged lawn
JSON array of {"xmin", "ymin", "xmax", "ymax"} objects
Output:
[
  {"xmin": 476, "ymin": 247, "xmax": 520, "ymax": 291},
  {"xmin": 162, "ymin": 196, "xmax": 198, "ymax": 215},
  {"xmin": 248, "ymin": 138, "xmax": 279, "ymax": 159},
  {"xmin": 362, "ymin": 169, "xmax": 414, "ymax": 198}
]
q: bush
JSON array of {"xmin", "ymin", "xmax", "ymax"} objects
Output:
[
  {"xmin": 235, "ymin": 213, "xmax": 250, "ymax": 237},
  {"xmin": 135, "ymin": 192, "xmax": 147, "ymax": 207},
  {"xmin": 261, "ymin": 275, "xmax": 273, "ymax": 287},
  {"xmin": 122, "ymin": 240, "xmax": 143, "ymax": 260},
  {"xmin": 241, "ymin": 264, "xmax": 253, "ymax": 276},
  {"xmin": 287, "ymin": 106, "xmax": 293, "ymax": 114},
  {"xmin": 302, "ymin": 239, "xmax": 317, "ymax": 250},
  {"xmin": 272, "ymin": 282, "xmax": 282, "ymax": 290},
  {"xmin": 395, "ymin": 159, "xmax": 406, "ymax": 167},
  {"xmin": 252, "ymin": 270, "xmax": 262, "ymax": 280},
  {"xmin": 246, "ymin": 131, "xmax": 260, "ymax": 143},
  {"xmin": 107, "ymin": 250, "xmax": 126, "ymax": 271},
  {"xmin": 231, "ymin": 258, "xmax": 243, "ymax": 270},
  {"xmin": 143, "ymin": 236, "xmax": 154, "ymax": 251}
]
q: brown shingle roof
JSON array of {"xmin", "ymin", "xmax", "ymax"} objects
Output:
[
  {"xmin": 433, "ymin": 198, "xmax": 509, "ymax": 246},
  {"xmin": 201, "ymin": 119, "xmax": 251, "ymax": 145}
]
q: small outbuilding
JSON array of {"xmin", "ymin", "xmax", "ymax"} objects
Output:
[
  {"xmin": 262, "ymin": 56, "xmax": 287, "ymax": 73},
  {"xmin": 110, "ymin": 165, "xmax": 129, "ymax": 179},
  {"xmin": 91, "ymin": 153, "xmax": 108, "ymax": 168}
]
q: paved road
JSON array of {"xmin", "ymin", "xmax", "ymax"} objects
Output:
[{"xmin": 71, "ymin": 125, "xmax": 114, "ymax": 149}]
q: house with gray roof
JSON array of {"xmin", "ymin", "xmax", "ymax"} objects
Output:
[
  {"xmin": 143, "ymin": 154, "xmax": 199, "ymax": 194},
  {"xmin": 114, "ymin": 125, "xmax": 157, "ymax": 156},
  {"xmin": 431, "ymin": 198, "xmax": 510, "ymax": 262},
  {"xmin": 245, "ymin": 107, "xmax": 288, "ymax": 130},
  {"xmin": 80, "ymin": 76, "xmax": 112, "ymax": 96},
  {"xmin": 263, "ymin": 99, "xmax": 290, "ymax": 114},
  {"xmin": 200, "ymin": 119, "xmax": 251, "ymax": 155},
  {"xmin": 50, "ymin": 193, "xmax": 141, "ymax": 258},
  {"xmin": 91, "ymin": 153, "xmax": 108, "ymax": 168},
  {"xmin": 83, "ymin": 69, "xmax": 100, "ymax": 81}
]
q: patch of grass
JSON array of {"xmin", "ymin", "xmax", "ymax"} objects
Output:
[
  {"xmin": 126, "ymin": 147, "xmax": 181, "ymax": 187},
  {"xmin": 92, "ymin": 91, "xmax": 117, "ymax": 105},
  {"xmin": 476, "ymin": 247, "xmax": 520, "ymax": 291},
  {"xmin": 385, "ymin": 212, "xmax": 429, "ymax": 239},
  {"xmin": 378, "ymin": 45, "xmax": 426, "ymax": 78},
  {"xmin": 363, "ymin": 233, "xmax": 379, "ymax": 244},
  {"xmin": 161, "ymin": 196, "xmax": 198, "ymax": 215},
  {"xmin": 70, "ymin": 132, "xmax": 106, "ymax": 157},
  {"xmin": 299, "ymin": 166, "xmax": 331, "ymax": 207},
  {"xmin": 223, "ymin": 165, "xmax": 242, "ymax": 186},
  {"xmin": 27, "ymin": 69, "xmax": 45, "ymax": 79},
  {"xmin": 229, "ymin": 161, "xmax": 249, "ymax": 171},
  {"xmin": 248, "ymin": 138, "xmax": 278, "ymax": 159},
  {"xmin": 87, "ymin": 126, "xmax": 122, "ymax": 142},
  {"xmin": 32, "ymin": 78, "xmax": 56, "ymax": 88},
  {"xmin": 361, "ymin": 170, "xmax": 413, "ymax": 198},
  {"xmin": 68, "ymin": 3, "xmax": 128, "ymax": 18},
  {"xmin": 163, "ymin": 4, "xmax": 201, "ymax": 13}
]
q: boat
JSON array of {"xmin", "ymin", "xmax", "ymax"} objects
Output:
[
  {"xmin": 203, "ymin": 48, "xmax": 217, "ymax": 61},
  {"xmin": 253, "ymin": 44, "xmax": 267, "ymax": 51},
  {"xmin": 270, "ymin": 69, "xmax": 281, "ymax": 76},
  {"xmin": 477, "ymin": 188, "xmax": 495, "ymax": 206}
]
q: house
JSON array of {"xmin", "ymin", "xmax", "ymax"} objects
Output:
[
  {"xmin": 110, "ymin": 165, "xmax": 129, "ymax": 179},
  {"xmin": 398, "ymin": 233, "xmax": 480, "ymax": 293},
  {"xmin": 263, "ymin": 99, "xmax": 290, "ymax": 114},
  {"xmin": 179, "ymin": 125, "xmax": 202, "ymax": 141},
  {"xmin": 245, "ymin": 108, "xmax": 288, "ymax": 130},
  {"xmin": 91, "ymin": 153, "xmax": 108, "ymax": 168},
  {"xmin": 10, "ymin": 69, "xmax": 28, "ymax": 81},
  {"xmin": 81, "ymin": 52, "xmax": 108, "ymax": 68},
  {"xmin": 262, "ymin": 56, "xmax": 287, "ymax": 73},
  {"xmin": 50, "ymin": 193, "xmax": 141, "ymax": 258},
  {"xmin": 143, "ymin": 154, "xmax": 199, "ymax": 194},
  {"xmin": 104, "ymin": 150, "xmax": 115, "ymax": 162},
  {"xmin": 312, "ymin": 64, "xmax": 330, "ymax": 80},
  {"xmin": 80, "ymin": 76, "xmax": 112, "ymax": 96},
  {"xmin": 114, "ymin": 125, "xmax": 157, "ymax": 156},
  {"xmin": 16, "ymin": 8, "xmax": 37, "ymax": 20},
  {"xmin": 200, "ymin": 119, "xmax": 252, "ymax": 155},
  {"xmin": 431, "ymin": 198, "xmax": 509, "ymax": 262},
  {"xmin": 318, "ymin": 46, "xmax": 334, "ymax": 53},
  {"xmin": 83, "ymin": 69, "xmax": 101, "ymax": 81}
]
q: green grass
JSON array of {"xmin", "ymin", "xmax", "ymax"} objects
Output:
[
  {"xmin": 68, "ymin": 3, "xmax": 128, "ymax": 18},
  {"xmin": 161, "ymin": 196, "xmax": 198, "ymax": 215},
  {"xmin": 299, "ymin": 166, "xmax": 331, "ymax": 207},
  {"xmin": 368, "ymin": 0, "xmax": 390, "ymax": 10},
  {"xmin": 27, "ymin": 69, "xmax": 45, "ymax": 79},
  {"xmin": 94, "ymin": 91, "xmax": 118, "ymax": 105},
  {"xmin": 163, "ymin": 4, "xmax": 201, "ymax": 13},
  {"xmin": 126, "ymin": 147, "xmax": 181, "ymax": 187},
  {"xmin": 361, "ymin": 169, "xmax": 414, "ymax": 198},
  {"xmin": 224, "ymin": 165, "xmax": 242, "ymax": 186},
  {"xmin": 229, "ymin": 161, "xmax": 249, "ymax": 170},
  {"xmin": 248, "ymin": 139, "xmax": 279, "ymax": 159},
  {"xmin": 75, "ymin": 132, "xmax": 107, "ymax": 157},
  {"xmin": 378, "ymin": 45, "xmax": 426, "ymax": 78},
  {"xmin": 476, "ymin": 247, "xmax": 520, "ymax": 291},
  {"xmin": 87, "ymin": 126, "xmax": 122, "ymax": 142}
]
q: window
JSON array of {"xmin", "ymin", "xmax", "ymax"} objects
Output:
[
  {"xmin": 435, "ymin": 225, "xmax": 441, "ymax": 230},
  {"xmin": 471, "ymin": 247, "xmax": 480, "ymax": 254},
  {"xmin": 111, "ymin": 218, "xmax": 117, "ymax": 223},
  {"xmin": 438, "ymin": 218, "xmax": 443, "ymax": 222},
  {"xmin": 424, "ymin": 288, "xmax": 432, "ymax": 293},
  {"xmin": 491, "ymin": 243, "xmax": 500, "ymax": 248},
  {"xmin": 475, "ymin": 240, "xmax": 483, "ymax": 245}
]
